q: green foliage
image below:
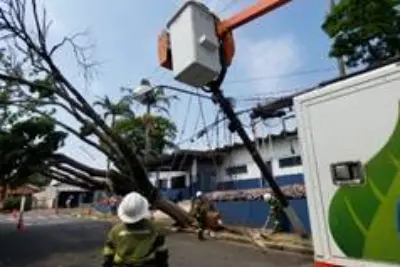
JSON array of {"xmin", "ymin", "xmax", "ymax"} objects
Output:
[
  {"xmin": 79, "ymin": 121, "xmax": 96, "ymax": 137},
  {"xmin": 28, "ymin": 173, "xmax": 51, "ymax": 187},
  {"xmin": 2, "ymin": 195, "xmax": 32, "ymax": 211},
  {"xmin": 323, "ymin": 0, "xmax": 400, "ymax": 68},
  {"xmin": 94, "ymin": 96, "xmax": 134, "ymax": 121},
  {"xmin": 122, "ymin": 84, "xmax": 178, "ymax": 116},
  {"xmin": 329, "ymin": 105, "xmax": 400, "ymax": 262},
  {"xmin": 0, "ymin": 116, "xmax": 67, "ymax": 187},
  {"xmin": 95, "ymin": 94, "xmax": 178, "ymax": 156},
  {"xmin": 113, "ymin": 115, "xmax": 177, "ymax": 155},
  {"xmin": 29, "ymin": 76, "xmax": 56, "ymax": 98}
]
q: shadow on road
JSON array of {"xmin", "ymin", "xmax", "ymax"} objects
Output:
[
  {"xmin": 0, "ymin": 220, "xmax": 313, "ymax": 267},
  {"xmin": 0, "ymin": 221, "xmax": 110, "ymax": 267}
]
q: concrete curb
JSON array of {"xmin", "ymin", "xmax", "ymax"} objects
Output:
[
  {"xmin": 70, "ymin": 213, "xmax": 313, "ymax": 256},
  {"xmin": 174, "ymin": 227, "xmax": 313, "ymax": 256}
]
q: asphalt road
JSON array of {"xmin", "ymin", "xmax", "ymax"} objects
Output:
[{"xmin": 0, "ymin": 219, "xmax": 312, "ymax": 267}]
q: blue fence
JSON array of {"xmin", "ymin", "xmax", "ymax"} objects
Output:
[
  {"xmin": 217, "ymin": 174, "xmax": 304, "ymax": 190},
  {"xmin": 214, "ymin": 198, "xmax": 311, "ymax": 234},
  {"xmin": 160, "ymin": 174, "xmax": 305, "ymax": 202}
]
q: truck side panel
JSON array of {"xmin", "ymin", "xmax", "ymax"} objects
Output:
[
  {"xmin": 296, "ymin": 96, "xmax": 329, "ymax": 258},
  {"xmin": 295, "ymin": 62, "xmax": 400, "ymax": 267}
]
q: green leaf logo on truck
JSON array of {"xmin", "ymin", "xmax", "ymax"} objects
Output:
[{"xmin": 329, "ymin": 105, "xmax": 400, "ymax": 263}]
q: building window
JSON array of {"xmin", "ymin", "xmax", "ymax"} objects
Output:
[
  {"xmin": 279, "ymin": 156, "xmax": 302, "ymax": 168},
  {"xmin": 226, "ymin": 165, "xmax": 248, "ymax": 176},
  {"xmin": 170, "ymin": 175, "xmax": 186, "ymax": 189},
  {"xmin": 157, "ymin": 179, "xmax": 168, "ymax": 189},
  {"xmin": 265, "ymin": 161, "xmax": 273, "ymax": 173}
]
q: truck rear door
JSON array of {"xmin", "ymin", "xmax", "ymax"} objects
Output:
[{"xmin": 296, "ymin": 63, "xmax": 400, "ymax": 266}]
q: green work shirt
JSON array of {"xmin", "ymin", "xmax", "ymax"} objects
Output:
[
  {"xmin": 268, "ymin": 197, "xmax": 283, "ymax": 216},
  {"xmin": 103, "ymin": 219, "xmax": 167, "ymax": 266},
  {"xmin": 193, "ymin": 198, "xmax": 215, "ymax": 220}
]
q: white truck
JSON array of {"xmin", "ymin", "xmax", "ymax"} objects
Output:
[{"xmin": 295, "ymin": 60, "xmax": 400, "ymax": 267}]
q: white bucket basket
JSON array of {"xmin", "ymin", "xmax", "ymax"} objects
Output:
[{"xmin": 167, "ymin": 1, "xmax": 222, "ymax": 87}]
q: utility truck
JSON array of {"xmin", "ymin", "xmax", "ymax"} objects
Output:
[
  {"xmin": 295, "ymin": 59, "xmax": 400, "ymax": 267},
  {"xmin": 156, "ymin": 1, "xmax": 400, "ymax": 266}
]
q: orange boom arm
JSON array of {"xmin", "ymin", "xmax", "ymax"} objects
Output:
[{"xmin": 158, "ymin": 0, "xmax": 291, "ymax": 70}]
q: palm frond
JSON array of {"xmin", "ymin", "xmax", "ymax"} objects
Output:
[{"xmin": 153, "ymin": 105, "xmax": 170, "ymax": 116}]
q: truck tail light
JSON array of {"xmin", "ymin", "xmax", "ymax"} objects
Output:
[
  {"xmin": 158, "ymin": 30, "xmax": 172, "ymax": 70},
  {"xmin": 314, "ymin": 261, "xmax": 340, "ymax": 267}
]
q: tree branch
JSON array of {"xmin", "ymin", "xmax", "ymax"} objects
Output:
[
  {"xmin": 0, "ymin": 99, "xmax": 122, "ymax": 165},
  {"xmin": 51, "ymin": 164, "xmax": 107, "ymax": 188},
  {"xmin": 42, "ymin": 169, "xmax": 101, "ymax": 190},
  {"xmin": 50, "ymin": 153, "xmax": 130, "ymax": 183},
  {"xmin": 0, "ymin": 72, "xmax": 129, "ymax": 171}
]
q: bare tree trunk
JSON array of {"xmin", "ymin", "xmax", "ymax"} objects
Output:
[
  {"xmin": 0, "ymin": 184, "xmax": 7, "ymax": 203},
  {"xmin": 153, "ymin": 197, "xmax": 194, "ymax": 226}
]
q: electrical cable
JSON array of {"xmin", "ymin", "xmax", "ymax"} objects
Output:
[
  {"xmin": 198, "ymin": 92, "xmax": 213, "ymax": 149},
  {"xmin": 217, "ymin": 0, "xmax": 240, "ymax": 14},
  {"xmin": 177, "ymin": 107, "xmax": 202, "ymax": 172},
  {"xmin": 177, "ymin": 95, "xmax": 193, "ymax": 141},
  {"xmin": 169, "ymin": 0, "xmax": 180, "ymax": 7},
  {"xmin": 225, "ymin": 67, "xmax": 337, "ymax": 85},
  {"xmin": 232, "ymin": 85, "xmax": 312, "ymax": 101},
  {"xmin": 176, "ymin": 106, "xmax": 253, "ymax": 146},
  {"xmin": 170, "ymin": 95, "xmax": 193, "ymax": 169},
  {"xmin": 197, "ymin": 93, "xmax": 220, "ymax": 173}
]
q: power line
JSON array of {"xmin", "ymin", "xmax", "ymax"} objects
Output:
[
  {"xmin": 177, "ymin": 108, "xmax": 201, "ymax": 171},
  {"xmin": 224, "ymin": 67, "xmax": 337, "ymax": 84},
  {"xmin": 177, "ymin": 95, "xmax": 193, "ymax": 141},
  {"xmin": 232, "ymin": 85, "xmax": 315, "ymax": 101},
  {"xmin": 217, "ymin": 0, "xmax": 240, "ymax": 14},
  {"xmin": 197, "ymin": 92, "xmax": 220, "ymax": 186},
  {"xmin": 169, "ymin": 0, "xmax": 181, "ymax": 7},
  {"xmin": 177, "ymin": 107, "xmax": 253, "ymax": 146}
]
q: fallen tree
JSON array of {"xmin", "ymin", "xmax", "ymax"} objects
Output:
[{"xmin": 0, "ymin": 0, "xmax": 192, "ymax": 225}]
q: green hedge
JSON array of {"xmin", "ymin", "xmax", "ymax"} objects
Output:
[{"xmin": 2, "ymin": 196, "xmax": 33, "ymax": 211}]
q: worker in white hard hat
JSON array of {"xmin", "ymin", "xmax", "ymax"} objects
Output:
[
  {"xmin": 196, "ymin": 191, "xmax": 203, "ymax": 198},
  {"xmin": 102, "ymin": 192, "xmax": 169, "ymax": 267},
  {"xmin": 262, "ymin": 192, "xmax": 284, "ymax": 234},
  {"xmin": 191, "ymin": 190, "xmax": 216, "ymax": 240},
  {"xmin": 263, "ymin": 193, "xmax": 272, "ymax": 202}
]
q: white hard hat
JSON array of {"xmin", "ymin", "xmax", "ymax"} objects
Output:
[
  {"xmin": 117, "ymin": 192, "xmax": 150, "ymax": 224},
  {"xmin": 263, "ymin": 193, "xmax": 272, "ymax": 201},
  {"xmin": 196, "ymin": 191, "xmax": 203, "ymax": 198}
]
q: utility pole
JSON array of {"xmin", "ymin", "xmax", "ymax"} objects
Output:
[{"xmin": 329, "ymin": 0, "xmax": 346, "ymax": 77}]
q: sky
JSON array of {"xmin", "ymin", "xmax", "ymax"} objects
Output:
[{"xmin": 40, "ymin": 0, "xmax": 340, "ymax": 169}]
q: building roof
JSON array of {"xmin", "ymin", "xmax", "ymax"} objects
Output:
[
  {"xmin": 49, "ymin": 180, "xmax": 88, "ymax": 192},
  {"xmin": 251, "ymin": 57, "xmax": 400, "ymax": 120},
  {"xmin": 145, "ymin": 149, "xmax": 225, "ymax": 171},
  {"xmin": 145, "ymin": 130, "xmax": 297, "ymax": 171},
  {"xmin": 215, "ymin": 129, "xmax": 297, "ymax": 153}
]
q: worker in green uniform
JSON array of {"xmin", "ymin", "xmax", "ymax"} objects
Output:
[
  {"xmin": 192, "ymin": 191, "xmax": 215, "ymax": 241},
  {"xmin": 262, "ymin": 192, "xmax": 284, "ymax": 234},
  {"xmin": 102, "ymin": 192, "xmax": 169, "ymax": 267}
]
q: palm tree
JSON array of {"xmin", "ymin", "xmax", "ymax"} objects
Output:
[
  {"xmin": 94, "ymin": 96, "xmax": 135, "ymax": 174},
  {"xmin": 121, "ymin": 79, "xmax": 178, "ymax": 116},
  {"xmin": 94, "ymin": 96, "xmax": 134, "ymax": 124},
  {"xmin": 121, "ymin": 79, "xmax": 179, "ymax": 160}
]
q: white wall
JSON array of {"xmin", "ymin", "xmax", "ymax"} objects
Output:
[
  {"xmin": 217, "ymin": 137, "xmax": 303, "ymax": 183},
  {"xmin": 149, "ymin": 171, "xmax": 189, "ymax": 189}
]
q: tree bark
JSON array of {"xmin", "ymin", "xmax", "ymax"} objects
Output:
[
  {"xmin": 153, "ymin": 196, "xmax": 194, "ymax": 226},
  {"xmin": 0, "ymin": 0, "xmax": 194, "ymax": 227}
]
